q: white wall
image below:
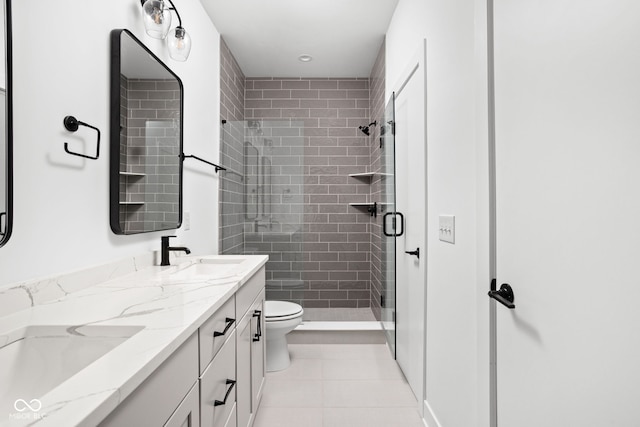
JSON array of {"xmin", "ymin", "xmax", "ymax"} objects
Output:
[
  {"xmin": 0, "ymin": 0, "xmax": 221, "ymax": 287},
  {"xmin": 386, "ymin": 0, "xmax": 489, "ymax": 425}
]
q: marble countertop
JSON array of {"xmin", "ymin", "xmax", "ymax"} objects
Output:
[{"xmin": 0, "ymin": 254, "xmax": 268, "ymax": 427}]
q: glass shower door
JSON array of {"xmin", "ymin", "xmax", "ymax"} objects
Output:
[{"xmin": 380, "ymin": 95, "xmax": 397, "ymax": 356}]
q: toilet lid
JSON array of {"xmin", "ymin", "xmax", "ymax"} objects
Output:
[{"xmin": 265, "ymin": 300, "xmax": 303, "ymax": 320}]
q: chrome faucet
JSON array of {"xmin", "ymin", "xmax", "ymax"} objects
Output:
[{"xmin": 161, "ymin": 236, "xmax": 191, "ymax": 266}]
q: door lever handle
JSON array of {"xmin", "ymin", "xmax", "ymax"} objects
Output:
[
  {"xmin": 488, "ymin": 282, "xmax": 515, "ymax": 309},
  {"xmin": 405, "ymin": 248, "xmax": 420, "ymax": 258}
]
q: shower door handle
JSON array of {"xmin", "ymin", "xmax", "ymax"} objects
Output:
[{"xmin": 383, "ymin": 212, "xmax": 404, "ymax": 237}]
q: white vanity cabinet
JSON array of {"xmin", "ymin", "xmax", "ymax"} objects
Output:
[
  {"xmin": 99, "ymin": 332, "xmax": 199, "ymax": 427},
  {"xmin": 200, "ymin": 329, "xmax": 238, "ymax": 427},
  {"xmin": 98, "ymin": 265, "xmax": 266, "ymax": 427},
  {"xmin": 165, "ymin": 382, "xmax": 200, "ymax": 427},
  {"xmin": 236, "ymin": 268, "xmax": 266, "ymax": 427},
  {"xmin": 199, "ymin": 295, "xmax": 237, "ymax": 372},
  {"xmin": 250, "ymin": 295, "xmax": 265, "ymax": 413}
]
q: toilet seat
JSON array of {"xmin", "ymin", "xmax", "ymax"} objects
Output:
[{"xmin": 265, "ymin": 300, "xmax": 303, "ymax": 322}]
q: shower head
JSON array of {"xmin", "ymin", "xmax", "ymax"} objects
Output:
[{"xmin": 358, "ymin": 121, "xmax": 377, "ymax": 136}]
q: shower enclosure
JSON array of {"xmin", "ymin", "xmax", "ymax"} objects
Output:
[
  {"xmin": 219, "ymin": 114, "xmax": 396, "ymax": 330},
  {"xmin": 380, "ymin": 96, "xmax": 397, "ymax": 354},
  {"xmin": 220, "ymin": 119, "xmax": 307, "ymax": 302}
]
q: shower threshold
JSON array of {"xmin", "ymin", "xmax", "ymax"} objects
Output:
[
  {"xmin": 296, "ymin": 321, "xmax": 381, "ymax": 331},
  {"xmin": 289, "ymin": 320, "xmax": 384, "ymax": 345},
  {"xmin": 301, "ymin": 307, "xmax": 376, "ymax": 322}
]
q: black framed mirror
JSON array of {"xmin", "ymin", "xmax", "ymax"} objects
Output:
[
  {"xmin": 0, "ymin": 0, "xmax": 12, "ymax": 246},
  {"xmin": 110, "ymin": 29, "xmax": 183, "ymax": 235}
]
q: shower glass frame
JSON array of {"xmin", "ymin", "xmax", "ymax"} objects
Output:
[{"xmin": 380, "ymin": 95, "xmax": 397, "ymax": 356}]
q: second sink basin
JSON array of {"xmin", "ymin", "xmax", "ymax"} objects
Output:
[
  {"xmin": 0, "ymin": 324, "xmax": 143, "ymax": 416},
  {"xmin": 167, "ymin": 257, "xmax": 247, "ymax": 282}
]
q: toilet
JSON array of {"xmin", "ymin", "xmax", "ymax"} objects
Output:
[{"xmin": 264, "ymin": 300, "xmax": 304, "ymax": 372}]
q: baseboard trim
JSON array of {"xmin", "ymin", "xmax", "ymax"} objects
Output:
[{"xmin": 423, "ymin": 399, "xmax": 442, "ymax": 427}]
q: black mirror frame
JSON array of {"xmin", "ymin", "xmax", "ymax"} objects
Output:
[
  {"xmin": 0, "ymin": 0, "xmax": 13, "ymax": 247},
  {"xmin": 109, "ymin": 29, "xmax": 184, "ymax": 235}
]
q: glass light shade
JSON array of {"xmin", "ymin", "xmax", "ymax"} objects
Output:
[
  {"xmin": 167, "ymin": 27, "xmax": 191, "ymax": 61},
  {"xmin": 142, "ymin": 0, "xmax": 171, "ymax": 39}
]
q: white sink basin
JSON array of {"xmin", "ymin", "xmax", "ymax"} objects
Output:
[
  {"xmin": 198, "ymin": 257, "xmax": 246, "ymax": 266},
  {"xmin": 0, "ymin": 325, "xmax": 143, "ymax": 415},
  {"xmin": 167, "ymin": 258, "xmax": 247, "ymax": 282}
]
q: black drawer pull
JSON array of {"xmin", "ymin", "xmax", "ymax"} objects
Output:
[
  {"xmin": 214, "ymin": 379, "xmax": 236, "ymax": 407},
  {"xmin": 252, "ymin": 310, "xmax": 262, "ymax": 342},
  {"xmin": 213, "ymin": 317, "xmax": 235, "ymax": 337}
]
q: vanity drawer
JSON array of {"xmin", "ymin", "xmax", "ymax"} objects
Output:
[
  {"xmin": 201, "ymin": 329, "xmax": 237, "ymax": 427},
  {"xmin": 164, "ymin": 381, "xmax": 200, "ymax": 427},
  {"xmin": 224, "ymin": 404, "xmax": 237, "ymax": 427},
  {"xmin": 99, "ymin": 332, "xmax": 198, "ymax": 427},
  {"xmin": 200, "ymin": 295, "xmax": 236, "ymax": 374},
  {"xmin": 236, "ymin": 266, "xmax": 265, "ymax": 319}
]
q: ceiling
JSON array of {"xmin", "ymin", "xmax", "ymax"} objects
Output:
[{"xmin": 200, "ymin": 0, "xmax": 399, "ymax": 78}]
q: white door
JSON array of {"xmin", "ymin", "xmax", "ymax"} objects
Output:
[
  {"xmin": 493, "ymin": 1, "xmax": 640, "ymax": 425},
  {"xmin": 393, "ymin": 41, "xmax": 427, "ymax": 406}
]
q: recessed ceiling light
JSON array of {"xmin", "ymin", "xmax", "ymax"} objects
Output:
[{"xmin": 298, "ymin": 54, "xmax": 313, "ymax": 63}]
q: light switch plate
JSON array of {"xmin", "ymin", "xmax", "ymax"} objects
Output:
[{"xmin": 439, "ymin": 215, "xmax": 455, "ymax": 244}]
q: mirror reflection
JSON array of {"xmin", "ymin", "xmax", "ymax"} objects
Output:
[
  {"xmin": 261, "ymin": 156, "xmax": 271, "ymax": 218},
  {"xmin": 0, "ymin": 0, "xmax": 12, "ymax": 246},
  {"xmin": 110, "ymin": 29, "xmax": 183, "ymax": 235},
  {"xmin": 244, "ymin": 142, "xmax": 258, "ymax": 220}
]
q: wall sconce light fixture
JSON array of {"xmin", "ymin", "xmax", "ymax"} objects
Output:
[{"xmin": 140, "ymin": 0, "xmax": 191, "ymax": 61}]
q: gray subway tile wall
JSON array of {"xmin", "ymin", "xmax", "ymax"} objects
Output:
[
  {"xmin": 245, "ymin": 77, "xmax": 372, "ymax": 309},
  {"xmin": 369, "ymin": 40, "xmax": 386, "ymax": 321},
  {"xmin": 219, "ymin": 39, "xmax": 246, "ymax": 254}
]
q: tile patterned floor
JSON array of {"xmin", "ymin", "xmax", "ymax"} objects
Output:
[
  {"xmin": 302, "ymin": 308, "xmax": 377, "ymax": 322},
  {"xmin": 253, "ymin": 344, "xmax": 424, "ymax": 427}
]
